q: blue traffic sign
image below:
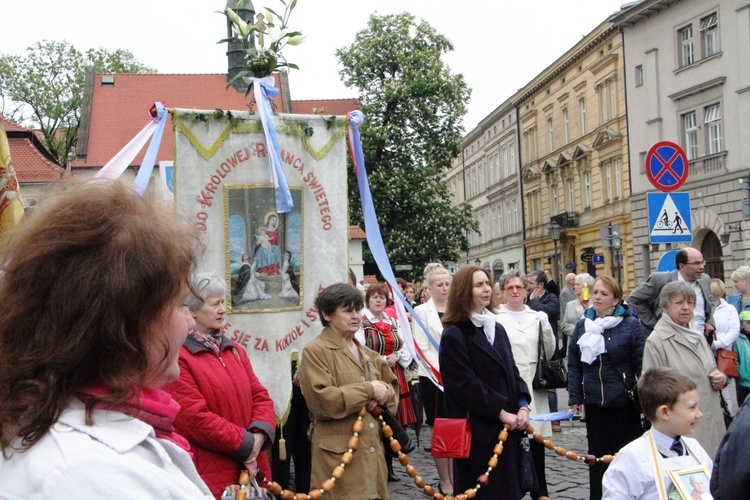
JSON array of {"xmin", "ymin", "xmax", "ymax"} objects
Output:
[
  {"xmin": 657, "ymin": 250, "xmax": 679, "ymax": 272},
  {"xmin": 647, "ymin": 192, "xmax": 692, "ymax": 243},
  {"xmin": 646, "ymin": 141, "xmax": 689, "ymax": 192}
]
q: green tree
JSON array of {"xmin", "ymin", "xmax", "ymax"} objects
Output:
[
  {"xmin": 337, "ymin": 13, "xmax": 477, "ymax": 276},
  {"xmin": 0, "ymin": 40, "xmax": 155, "ymax": 165}
]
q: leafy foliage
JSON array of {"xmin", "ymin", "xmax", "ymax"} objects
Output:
[
  {"xmin": 337, "ymin": 13, "xmax": 477, "ymax": 277},
  {"xmin": 222, "ymin": 0, "xmax": 304, "ymax": 87},
  {"xmin": 0, "ymin": 40, "xmax": 155, "ymax": 164}
]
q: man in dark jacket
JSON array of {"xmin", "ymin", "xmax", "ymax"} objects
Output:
[
  {"xmin": 712, "ymin": 391, "xmax": 750, "ymax": 499},
  {"xmin": 527, "ymin": 270, "xmax": 563, "ymax": 432}
]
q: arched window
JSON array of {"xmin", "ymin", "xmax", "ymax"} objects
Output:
[
  {"xmin": 492, "ymin": 260, "xmax": 505, "ymax": 284},
  {"xmin": 701, "ymin": 231, "xmax": 724, "ymax": 283}
]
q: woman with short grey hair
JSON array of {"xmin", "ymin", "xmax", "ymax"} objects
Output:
[
  {"xmin": 164, "ymin": 272, "xmax": 276, "ymax": 496},
  {"xmin": 643, "ymin": 281, "xmax": 727, "ymax": 456}
]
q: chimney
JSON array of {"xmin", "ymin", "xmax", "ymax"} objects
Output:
[{"xmin": 226, "ymin": 0, "xmax": 256, "ymax": 93}]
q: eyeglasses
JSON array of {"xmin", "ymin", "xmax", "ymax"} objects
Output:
[
  {"xmin": 688, "ymin": 260, "xmax": 706, "ymax": 266},
  {"xmin": 504, "ymin": 285, "xmax": 525, "ymax": 291}
]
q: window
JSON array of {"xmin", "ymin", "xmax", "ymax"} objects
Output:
[
  {"xmin": 509, "ymin": 145, "xmax": 516, "ymax": 174},
  {"xmin": 599, "ymin": 79, "xmax": 615, "ymax": 122},
  {"xmin": 683, "ymin": 112, "xmax": 698, "ymax": 160},
  {"xmin": 567, "ymin": 178, "xmax": 575, "ymax": 211},
  {"xmin": 614, "ymin": 158, "xmax": 622, "ymax": 199},
  {"xmin": 679, "ymin": 25, "xmax": 694, "ymax": 67},
  {"xmin": 512, "ymin": 200, "xmax": 518, "ymax": 232},
  {"xmin": 604, "ymin": 163, "xmax": 612, "ymax": 202},
  {"xmin": 562, "ymin": 108, "xmax": 569, "ymax": 144},
  {"xmin": 705, "ymin": 104, "xmax": 722, "ymax": 154},
  {"xmin": 548, "ymin": 117, "xmax": 554, "ymax": 152},
  {"xmin": 579, "ymin": 98, "xmax": 587, "ymax": 135},
  {"xmin": 502, "ymin": 147, "xmax": 509, "ymax": 179},
  {"xmin": 523, "ymin": 127, "xmax": 537, "ymax": 163},
  {"xmin": 701, "ymin": 13, "xmax": 719, "ymax": 57},
  {"xmin": 583, "ymin": 171, "xmax": 591, "ymax": 209},
  {"xmin": 635, "ymin": 65, "xmax": 644, "ymax": 87},
  {"xmin": 497, "ymin": 206, "xmax": 504, "ymax": 237},
  {"xmin": 551, "ymin": 183, "xmax": 558, "ymax": 215}
]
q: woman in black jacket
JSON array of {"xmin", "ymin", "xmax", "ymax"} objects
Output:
[{"xmin": 439, "ymin": 266, "xmax": 531, "ymax": 499}]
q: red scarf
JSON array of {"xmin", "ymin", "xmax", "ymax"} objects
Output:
[{"xmin": 80, "ymin": 386, "xmax": 192, "ymax": 455}]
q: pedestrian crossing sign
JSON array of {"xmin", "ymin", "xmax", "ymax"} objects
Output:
[{"xmin": 647, "ymin": 192, "xmax": 692, "ymax": 243}]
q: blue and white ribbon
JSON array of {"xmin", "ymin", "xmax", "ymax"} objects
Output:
[
  {"xmin": 529, "ymin": 410, "xmax": 575, "ymax": 422},
  {"xmin": 95, "ymin": 102, "xmax": 165, "ymax": 185},
  {"xmin": 347, "ymin": 110, "xmax": 442, "ymax": 388},
  {"xmin": 250, "ymin": 76, "xmax": 293, "ymax": 214},
  {"xmin": 134, "ymin": 102, "xmax": 168, "ymax": 194}
]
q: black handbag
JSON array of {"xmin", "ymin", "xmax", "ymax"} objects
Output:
[{"xmin": 532, "ymin": 323, "xmax": 568, "ymax": 390}]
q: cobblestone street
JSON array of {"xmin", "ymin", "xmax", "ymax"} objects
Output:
[{"xmin": 387, "ymin": 402, "xmax": 592, "ymax": 499}]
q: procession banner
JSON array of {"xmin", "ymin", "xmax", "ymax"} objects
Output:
[{"xmin": 173, "ymin": 109, "xmax": 349, "ymax": 420}]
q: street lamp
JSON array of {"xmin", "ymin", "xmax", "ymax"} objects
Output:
[
  {"xmin": 475, "ymin": 258, "xmax": 482, "ymax": 267},
  {"xmin": 720, "ymin": 223, "xmax": 742, "ymax": 245},
  {"xmin": 548, "ymin": 221, "xmax": 562, "ymax": 287}
]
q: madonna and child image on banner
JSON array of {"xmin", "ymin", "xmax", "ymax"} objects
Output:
[{"xmin": 227, "ymin": 185, "xmax": 302, "ymax": 312}]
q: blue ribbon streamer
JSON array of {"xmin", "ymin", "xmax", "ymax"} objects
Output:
[
  {"xmin": 529, "ymin": 410, "xmax": 575, "ymax": 422},
  {"xmin": 347, "ymin": 111, "xmax": 440, "ymax": 353},
  {"xmin": 253, "ymin": 77, "xmax": 293, "ymax": 214},
  {"xmin": 134, "ymin": 102, "xmax": 167, "ymax": 195}
]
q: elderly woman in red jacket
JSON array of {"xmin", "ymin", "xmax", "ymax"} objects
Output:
[{"xmin": 164, "ymin": 273, "xmax": 276, "ymax": 498}]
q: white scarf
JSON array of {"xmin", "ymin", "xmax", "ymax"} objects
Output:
[
  {"xmin": 577, "ymin": 315, "xmax": 624, "ymax": 364},
  {"xmin": 661, "ymin": 313, "xmax": 704, "ymax": 346},
  {"xmin": 471, "ymin": 308, "xmax": 497, "ymax": 345}
]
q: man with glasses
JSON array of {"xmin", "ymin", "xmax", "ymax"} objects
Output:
[{"xmin": 629, "ymin": 247, "xmax": 714, "ymax": 337}]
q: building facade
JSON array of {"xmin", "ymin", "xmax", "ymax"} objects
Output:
[
  {"xmin": 615, "ymin": 0, "xmax": 750, "ymax": 285},
  {"xmin": 514, "ymin": 20, "xmax": 634, "ymax": 292},
  {"xmin": 446, "ymin": 99, "xmax": 524, "ymax": 283}
]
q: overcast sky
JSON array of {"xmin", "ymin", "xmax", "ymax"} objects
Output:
[{"xmin": 2, "ymin": 0, "xmax": 625, "ymax": 131}]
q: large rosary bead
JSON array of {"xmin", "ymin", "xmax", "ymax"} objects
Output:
[
  {"xmin": 352, "ymin": 420, "xmax": 364, "ymax": 433},
  {"xmin": 332, "ymin": 466, "xmax": 345, "ymax": 479},
  {"xmin": 405, "ymin": 465, "xmax": 418, "ymax": 478},
  {"xmin": 341, "ymin": 451, "xmax": 353, "ymax": 465},
  {"xmin": 382, "ymin": 425, "xmax": 394, "ymax": 438},
  {"xmin": 347, "ymin": 436, "xmax": 359, "ymax": 450},
  {"xmin": 321, "ymin": 479, "xmax": 335, "ymax": 492}
]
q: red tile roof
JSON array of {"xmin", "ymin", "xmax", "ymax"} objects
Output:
[
  {"xmin": 292, "ymin": 99, "xmax": 360, "ymax": 116},
  {"xmin": 349, "ymin": 225, "xmax": 367, "ymax": 239},
  {"xmin": 76, "ymin": 73, "xmax": 360, "ymax": 170},
  {"xmin": 75, "ymin": 73, "xmax": 285, "ymax": 169},
  {"xmin": 1, "ymin": 117, "xmax": 70, "ymax": 183}
]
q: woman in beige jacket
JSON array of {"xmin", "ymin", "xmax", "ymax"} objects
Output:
[
  {"xmin": 298, "ymin": 283, "xmax": 398, "ymax": 499},
  {"xmin": 642, "ymin": 281, "xmax": 726, "ymax": 457}
]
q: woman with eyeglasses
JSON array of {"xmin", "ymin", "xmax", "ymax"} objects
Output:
[
  {"xmin": 440, "ymin": 265, "xmax": 531, "ymax": 499},
  {"xmin": 495, "ymin": 269, "xmax": 555, "ymax": 500},
  {"xmin": 164, "ymin": 273, "xmax": 276, "ymax": 497},
  {"xmin": 642, "ymin": 281, "xmax": 727, "ymax": 457},
  {"xmin": 568, "ymin": 276, "xmax": 646, "ymax": 500}
]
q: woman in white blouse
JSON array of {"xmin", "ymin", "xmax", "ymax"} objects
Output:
[
  {"xmin": 495, "ymin": 269, "xmax": 555, "ymax": 500},
  {"xmin": 411, "ymin": 262, "xmax": 452, "ymax": 494},
  {"xmin": 710, "ymin": 278, "xmax": 740, "ymax": 413}
]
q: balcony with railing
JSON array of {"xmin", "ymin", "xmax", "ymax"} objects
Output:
[{"xmin": 550, "ymin": 211, "xmax": 580, "ymax": 228}]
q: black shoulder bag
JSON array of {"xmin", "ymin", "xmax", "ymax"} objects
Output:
[{"xmin": 532, "ymin": 323, "xmax": 568, "ymax": 390}]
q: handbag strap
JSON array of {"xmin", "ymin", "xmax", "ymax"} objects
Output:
[
  {"xmin": 536, "ymin": 322, "xmax": 548, "ymax": 362},
  {"xmin": 603, "ymin": 351, "xmax": 637, "ymax": 393}
]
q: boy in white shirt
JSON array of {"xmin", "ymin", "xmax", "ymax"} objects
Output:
[{"xmin": 603, "ymin": 367, "xmax": 714, "ymax": 499}]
